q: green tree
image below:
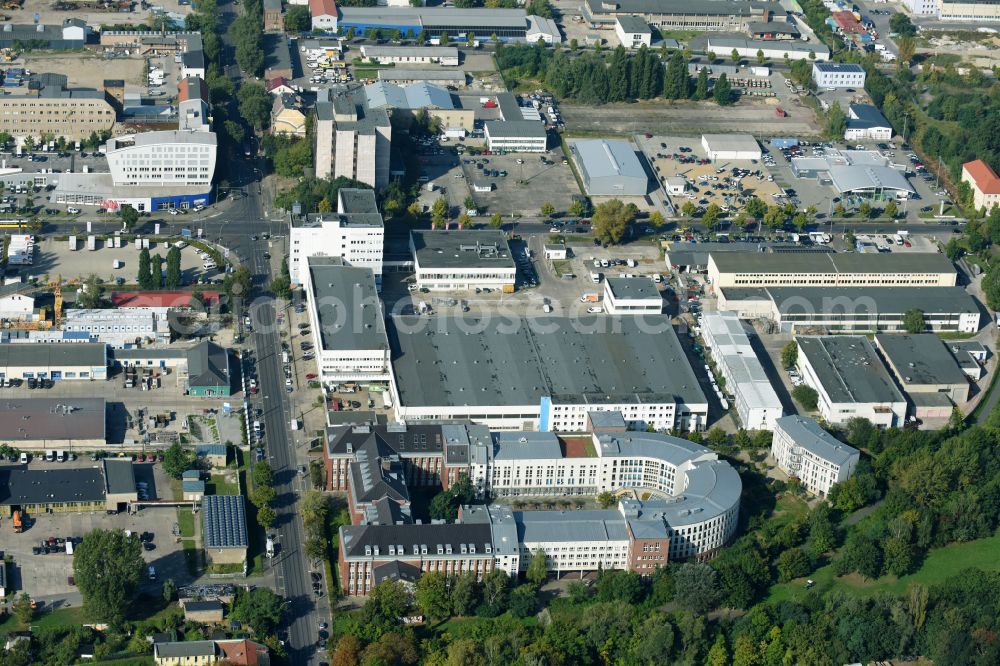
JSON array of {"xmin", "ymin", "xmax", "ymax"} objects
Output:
[
  {"xmin": 317, "ymin": 197, "xmax": 332, "ymax": 213},
  {"xmin": 163, "ymin": 442, "xmax": 193, "ymax": 479},
  {"xmin": 479, "ymin": 569, "xmax": 511, "ymax": 617},
  {"xmin": 681, "ymin": 201, "xmax": 697, "ymax": 217},
  {"xmin": 77, "ymin": 275, "xmax": 105, "ymax": 309},
  {"xmin": 792, "ymin": 385, "xmax": 819, "ymax": 411},
  {"xmin": 826, "ymin": 102, "xmax": 847, "ymax": 139},
  {"xmin": 223, "ymin": 265, "xmax": 253, "ymax": 300},
  {"xmin": 165, "ymin": 246, "xmax": 182, "ymax": 289},
  {"xmin": 596, "ymin": 491, "xmax": 617, "ymax": 508},
  {"xmin": 702, "ymin": 203, "xmax": 722, "ymax": 229},
  {"xmin": 238, "ymin": 82, "xmax": 272, "ymax": 131},
  {"xmin": 780, "ymin": 341, "xmax": 798, "ymax": 369},
  {"xmin": 793, "ymin": 212, "xmax": 809, "ymax": 231},
  {"xmin": 592, "ymin": 198, "xmax": 636, "ymax": 245},
  {"xmin": 451, "ymin": 572, "xmax": 481, "ymax": 616},
  {"xmin": 415, "ymin": 572, "xmax": 451, "ymax": 622},
  {"xmin": 649, "ymin": 211, "xmax": 665, "ymax": 227},
  {"xmin": 231, "ymin": 587, "xmax": 285, "ymax": 637},
  {"xmin": 756, "ymin": 49, "xmax": 765, "ymax": 65},
  {"xmin": 859, "ymin": 201, "xmax": 873, "ymax": 219},
  {"xmin": 162, "ymin": 579, "xmax": 177, "ymax": 602},
  {"xmin": 119, "ymin": 204, "xmax": 139, "ymax": 230},
  {"xmin": 902, "ymin": 308, "xmax": 925, "ymax": 333},
  {"xmin": 13, "ymin": 593, "xmax": 33, "ymax": 625},
  {"xmin": 270, "ymin": 275, "xmax": 292, "ymax": 300},
  {"xmin": 673, "ymin": 563, "xmax": 721, "ymax": 614},
  {"xmin": 744, "ymin": 196, "xmax": 767, "ymax": 219},
  {"xmin": 568, "ymin": 198, "xmax": 588, "ymax": 217},
  {"xmin": 693, "ymin": 68, "xmax": 709, "ymax": 101},
  {"xmin": 250, "ymin": 485, "xmax": 277, "ymax": 509},
  {"xmin": 252, "ymin": 461, "xmax": 274, "ymax": 488},
  {"xmin": 527, "ymin": 549, "xmax": 548, "ymax": 587},
  {"xmin": 540, "ymin": 202, "xmax": 555, "ymax": 217},
  {"xmin": 150, "ymin": 253, "xmax": 163, "ymax": 289},
  {"xmin": 137, "ymin": 247, "xmax": 153, "ymax": 289},
  {"xmin": 284, "ymin": 5, "xmax": 310, "ymax": 32},
  {"xmin": 731, "ymin": 48, "xmax": 741, "ymax": 64},
  {"xmin": 884, "ymin": 199, "xmax": 898, "ymax": 219},
  {"xmin": 73, "ymin": 529, "xmax": 145, "ymax": 625},
  {"xmin": 776, "ymin": 548, "xmax": 811, "ymax": 582},
  {"xmin": 889, "ymin": 12, "xmax": 917, "ymax": 37},
  {"xmin": 489, "ymin": 212, "xmax": 503, "ymax": 228}
]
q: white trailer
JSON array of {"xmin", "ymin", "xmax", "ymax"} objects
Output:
[
  {"xmin": 87, "ymin": 235, "xmax": 96, "ymax": 251},
  {"xmin": 68, "ymin": 235, "xmax": 77, "ymax": 251}
]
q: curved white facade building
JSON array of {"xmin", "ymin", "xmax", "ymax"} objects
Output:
[{"xmin": 105, "ymin": 130, "xmax": 217, "ymax": 188}]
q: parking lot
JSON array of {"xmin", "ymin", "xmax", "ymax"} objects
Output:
[
  {"xmin": 29, "ymin": 235, "xmax": 224, "ymax": 286},
  {"xmin": 0, "ymin": 459, "xmax": 189, "ymax": 603},
  {"xmin": 459, "ymin": 148, "xmax": 580, "ymax": 217}
]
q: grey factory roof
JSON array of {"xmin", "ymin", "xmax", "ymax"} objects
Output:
[
  {"xmin": 186, "ymin": 341, "xmax": 230, "ymax": 388},
  {"xmin": 0, "ymin": 397, "xmax": 106, "ymax": 442},
  {"xmin": 184, "ymin": 600, "xmax": 224, "ymax": 614},
  {"xmin": 848, "ymin": 103, "xmax": 890, "ymax": 130},
  {"xmin": 339, "ymin": 521, "xmax": 495, "ymax": 559},
  {"xmin": 666, "ymin": 241, "xmax": 833, "ymax": 269},
  {"xmin": 764, "ymin": 286, "xmax": 980, "ymax": 316},
  {"xmin": 362, "ymin": 45, "xmax": 459, "ymax": 59},
  {"xmin": 515, "ymin": 509, "xmax": 630, "ymax": 543},
  {"xmin": 484, "ymin": 119, "xmax": 546, "ymax": 138},
  {"xmin": 307, "ymin": 258, "xmax": 389, "ymax": 352},
  {"xmin": 0, "ymin": 342, "xmax": 106, "ymax": 368},
  {"xmin": 388, "ymin": 315, "xmax": 707, "ymax": 408},
  {"xmin": 874, "ymin": 334, "xmax": 968, "ymax": 386},
  {"xmin": 492, "ymin": 431, "xmax": 563, "ymax": 460},
  {"xmin": 411, "ymin": 229, "xmax": 515, "ymax": 270},
  {"xmin": 749, "ymin": 21, "xmax": 800, "ymax": 35},
  {"xmin": 365, "ymin": 81, "xmax": 455, "ymax": 110},
  {"xmin": 202, "ymin": 495, "xmax": 248, "ymax": 549},
  {"xmin": 588, "ymin": 410, "xmax": 626, "ymax": 429},
  {"xmin": 813, "ymin": 62, "xmax": 865, "ymax": 73},
  {"xmin": 340, "ymin": 7, "xmax": 529, "ymax": 29},
  {"xmin": 586, "ymin": 0, "xmax": 779, "ymax": 16},
  {"xmin": 263, "ymin": 33, "xmax": 292, "ymax": 72},
  {"xmin": 494, "ymin": 92, "xmax": 523, "ymax": 121},
  {"xmin": 339, "ymin": 188, "xmax": 380, "ymax": 215},
  {"xmin": 616, "ymin": 15, "xmax": 652, "ymax": 33},
  {"xmin": 606, "ymin": 277, "xmax": 661, "ymax": 301},
  {"xmin": 377, "ymin": 69, "xmax": 467, "ymax": 83},
  {"xmin": 103, "ymin": 459, "xmax": 136, "ymax": 496},
  {"xmin": 182, "ymin": 479, "xmax": 206, "ymax": 493},
  {"xmin": 573, "ymin": 139, "xmax": 647, "ymax": 182},
  {"xmin": 0, "ymin": 466, "xmax": 106, "ymax": 506},
  {"xmin": 829, "ymin": 165, "xmax": 915, "ymax": 195},
  {"xmin": 776, "ymin": 415, "xmax": 859, "ymax": 466},
  {"xmin": 797, "ymin": 336, "xmax": 905, "ymax": 405},
  {"xmin": 710, "ymin": 251, "xmax": 956, "ymax": 276},
  {"xmin": 112, "ymin": 348, "xmax": 188, "ymax": 361},
  {"xmin": 153, "ymin": 642, "xmax": 217, "ymax": 659}
]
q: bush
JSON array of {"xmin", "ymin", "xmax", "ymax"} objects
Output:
[{"xmin": 792, "ymin": 385, "xmax": 819, "ymax": 411}]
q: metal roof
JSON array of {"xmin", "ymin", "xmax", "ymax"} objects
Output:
[
  {"xmin": 813, "ymin": 61, "xmax": 865, "ymax": 73},
  {"xmin": 596, "ymin": 431, "xmax": 714, "ymax": 467},
  {"xmin": 573, "ymin": 139, "xmax": 647, "ymax": 187},
  {"xmin": 307, "ymin": 258, "xmax": 389, "ymax": 352},
  {"xmin": 797, "ymin": 335, "xmax": 905, "ymax": 405},
  {"xmin": 765, "ymin": 286, "xmax": 978, "ymax": 315},
  {"xmin": 616, "ymin": 15, "xmax": 651, "ymax": 32},
  {"xmin": 775, "ymin": 415, "xmax": 859, "ymax": 466},
  {"xmin": 0, "ymin": 397, "xmax": 106, "ymax": 442},
  {"xmin": 485, "ymin": 119, "xmax": 546, "ymax": 138},
  {"xmin": 377, "ymin": 69, "xmax": 466, "ymax": 83},
  {"xmin": 606, "ymin": 277, "xmax": 661, "ymax": 301},
  {"xmin": 186, "ymin": 341, "xmax": 230, "ymax": 388},
  {"xmin": 365, "ymin": 81, "xmax": 455, "ymax": 110},
  {"xmin": 828, "ymin": 165, "xmax": 914, "ymax": 195},
  {"xmin": 0, "ymin": 342, "xmax": 106, "ymax": 368},
  {"xmin": 340, "ymin": 7, "xmax": 529, "ymax": 29},
  {"xmin": 103, "ymin": 459, "xmax": 136, "ymax": 496},
  {"xmin": 202, "ymin": 495, "xmax": 248, "ymax": 549},
  {"xmin": 411, "ymin": 229, "xmax": 515, "ymax": 270},
  {"xmin": 707, "ymin": 36, "xmax": 829, "ymax": 57},
  {"xmin": 516, "ymin": 509, "xmax": 630, "ymax": 543},
  {"xmin": 107, "ymin": 130, "xmax": 216, "ymax": 149},
  {"xmin": 874, "ymin": 334, "xmax": 968, "ymax": 386},
  {"xmin": 711, "ymin": 251, "xmax": 955, "ymax": 276},
  {"xmin": 362, "ymin": 45, "xmax": 458, "ymax": 59},
  {"xmin": 701, "ymin": 312, "xmax": 783, "ymax": 412},
  {"xmin": 0, "ymin": 466, "xmax": 106, "ymax": 505},
  {"xmin": 154, "ymin": 642, "xmax": 217, "ymax": 659},
  {"xmin": 340, "ymin": 521, "xmax": 494, "ymax": 559},
  {"xmin": 701, "ymin": 134, "xmax": 761, "ymax": 154},
  {"xmin": 388, "ymin": 315, "xmax": 707, "ymax": 408},
  {"xmin": 586, "ymin": 0, "xmax": 780, "ymax": 16}
]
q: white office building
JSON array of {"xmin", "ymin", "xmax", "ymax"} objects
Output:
[
  {"xmin": 812, "ymin": 62, "xmax": 866, "ymax": 89},
  {"xmin": 615, "ymin": 16, "xmax": 652, "ymax": 48},
  {"xmin": 771, "ymin": 415, "xmax": 859, "ymax": 497},
  {"xmin": 603, "ymin": 277, "xmax": 662, "ymax": 314},
  {"xmin": 359, "ymin": 45, "xmax": 459, "ymax": 66},
  {"xmin": 484, "ymin": 120, "xmax": 547, "ymax": 153},
  {"xmin": 410, "ymin": 230, "xmax": 517, "ymax": 292},
  {"xmin": 304, "ymin": 256, "xmax": 391, "ymax": 384},
  {"xmin": 288, "ymin": 188, "xmax": 385, "ymax": 288},
  {"xmin": 62, "ymin": 308, "xmax": 170, "ymax": 347},
  {"xmin": 796, "ymin": 335, "xmax": 907, "ymax": 428},
  {"xmin": 105, "ymin": 131, "xmax": 216, "ymax": 188},
  {"xmin": 904, "ymin": 0, "xmax": 938, "ymax": 15},
  {"xmin": 700, "ymin": 312, "xmax": 783, "ymax": 430}
]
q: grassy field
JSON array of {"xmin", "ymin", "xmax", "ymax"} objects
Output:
[
  {"xmin": 177, "ymin": 508, "xmax": 195, "ymax": 539},
  {"xmin": 32, "ymin": 606, "xmax": 87, "ymax": 632},
  {"xmin": 768, "ymin": 529, "xmax": 1000, "ymax": 603},
  {"xmin": 206, "ymin": 473, "xmax": 240, "ymax": 496}
]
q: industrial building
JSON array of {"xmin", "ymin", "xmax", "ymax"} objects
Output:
[
  {"xmin": 360, "ymin": 45, "xmax": 459, "ymax": 66},
  {"xmin": 364, "ymin": 82, "xmax": 475, "ymax": 132},
  {"xmin": 602, "ymin": 277, "xmax": 663, "ymax": 314},
  {"xmin": 0, "ymin": 397, "xmax": 106, "ymax": 450},
  {"xmin": 376, "ymin": 69, "xmax": 467, "ymax": 87},
  {"xmin": 0, "ymin": 459, "xmax": 136, "ymax": 514},
  {"xmin": 484, "ymin": 119, "xmax": 547, "ymax": 153},
  {"xmin": 202, "ymin": 495, "xmax": 249, "ymax": 566},
  {"xmin": 410, "ymin": 230, "xmax": 517, "ymax": 292},
  {"xmin": 0, "ymin": 342, "xmax": 108, "ymax": 381},
  {"xmin": 700, "ymin": 312, "xmax": 783, "ymax": 430},
  {"xmin": 185, "ymin": 341, "xmax": 232, "ymax": 397},
  {"xmin": 337, "ymin": 7, "xmax": 546, "ymax": 42},
  {"xmin": 771, "ymin": 415, "xmax": 859, "ymax": 497},
  {"xmin": 844, "ymin": 104, "xmax": 892, "ymax": 141},
  {"xmin": 615, "ymin": 16, "xmax": 653, "ymax": 48},
  {"xmin": 314, "ymin": 87, "xmax": 392, "ymax": 188},
  {"xmin": 582, "ymin": 0, "xmax": 783, "ymax": 33},
  {"xmin": 707, "ymin": 252, "xmax": 958, "ymax": 289},
  {"xmin": 937, "ymin": 0, "xmax": 1000, "ymax": 21},
  {"xmin": 961, "ymin": 160, "xmax": 1000, "ymax": 212},
  {"xmin": 812, "ymin": 62, "xmax": 866, "ymax": 89},
  {"xmin": 790, "ymin": 149, "xmax": 915, "ymax": 199},
  {"xmin": 388, "ymin": 315, "xmax": 708, "ymax": 432},
  {"xmin": 288, "ymin": 187, "xmax": 385, "ymax": 287},
  {"xmin": 304, "ymin": 257, "xmax": 391, "ymax": 385},
  {"xmin": 706, "ymin": 37, "xmax": 829, "ymax": 61},
  {"xmin": 947, "ymin": 340, "xmax": 988, "ymax": 380},
  {"xmin": 0, "ymin": 19, "xmax": 89, "ymax": 50},
  {"xmin": 874, "ymin": 334, "xmax": 970, "ymax": 415},
  {"xmin": 796, "ymin": 335, "xmax": 907, "ymax": 428},
  {"xmin": 700, "ymin": 134, "xmax": 762, "ymax": 161},
  {"xmin": 717, "ymin": 286, "xmax": 982, "ymax": 334},
  {"xmin": 62, "ymin": 308, "xmax": 171, "ymax": 347},
  {"xmin": 0, "ymin": 74, "xmax": 117, "ymax": 142},
  {"xmin": 570, "ymin": 139, "xmax": 649, "ymax": 196}
]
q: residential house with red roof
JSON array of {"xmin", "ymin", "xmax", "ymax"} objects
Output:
[{"xmin": 962, "ymin": 160, "xmax": 1000, "ymax": 212}]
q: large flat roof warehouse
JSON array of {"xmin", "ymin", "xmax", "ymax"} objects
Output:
[
  {"xmin": 0, "ymin": 466, "xmax": 106, "ymax": 506},
  {"xmin": 701, "ymin": 134, "xmax": 762, "ymax": 160},
  {"xmin": 572, "ymin": 139, "xmax": 649, "ymax": 196},
  {"xmin": 377, "ymin": 70, "xmax": 467, "ymax": 84},
  {"xmin": 827, "ymin": 165, "xmax": 915, "ymax": 196},
  {"xmin": 388, "ymin": 316, "xmax": 705, "ymax": 407},
  {"xmin": 339, "ymin": 7, "xmax": 529, "ymax": 30},
  {"xmin": 585, "ymin": 0, "xmax": 782, "ymax": 18},
  {"xmin": 411, "ymin": 230, "xmax": 516, "ymax": 270},
  {"xmin": 873, "ymin": 334, "xmax": 968, "ymax": 386},
  {"xmin": 0, "ymin": 398, "xmax": 106, "ymax": 442},
  {"xmin": 766, "ymin": 286, "xmax": 981, "ymax": 318},
  {"xmin": 797, "ymin": 336, "xmax": 905, "ymax": 405},
  {"xmin": 710, "ymin": 251, "xmax": 957, "ymax": 276},
  {"xmin": 307, "ymin": 257, "xmax": 388, "ymax": 352},
  {"xmin": 0, "ymin": 342, "xmax": 107, "ymax": 369},
  {"xmin": 484, "ymin": 119, "xmax": 547, "ymax": 138}
]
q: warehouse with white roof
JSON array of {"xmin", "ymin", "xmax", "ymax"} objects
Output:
[
  {"xmin": 570, "ymin": 139, "xmax": 649, "ymax": 196},
  {"xmin": 700, "ymin": 312, "xmax": 783, "ymax": 430},
  {"xmin": 701, "ymin": 134, "xmax": 762, "ymax": 161}
]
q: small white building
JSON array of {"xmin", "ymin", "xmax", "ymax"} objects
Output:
[
  {"xmin": 543, "ymin": 243, "xmax": 567, "ymax": 260},
  {"xmin": 664, "ymin": 176, "xmax": 687, "ymax": 195},
  {"xmin": 771, "ymin": 415, "xmax": 859, "ymax": 497},
  {"xmin": 701, "ymin": 134, "xmax": 762, "ymax": 161},
  {"xmin": 411, "ymin": 230, "xmax": 517, "ymax": 292},
  {"xmin": 615, "ymin": 16, "xmax": 652, "ymax": 49},
  {"xmin": 525, "ymin": 14, "xmax": 561, "ymax": 44},
  {"xmin": 309, "ymin": 0, "xmax": 339, "ymax": 31},
  {"xmin": 812, "ymin": 62, "xmax": 866, "ymax": 89},
  {"xmin": 796, "ymin": 335, "xmax": 907, "ymax": 428},
  {"xmin": 700, "ymin": 311, "xmax": 784, "ymax": 430},
  {"xmin": 903, "ymin": 0, "xmax": 938, "ymax": 15},
  {"xmin": 360, "ymin": 45, "xmax": 459, "ymax": 66},
  {"xmin": 0, "ymin": 292, "xmax": 35, "ymax": 321},
  {"xmin": 844, "ymin": 104, "xmax": 893, "ymax": 141},
  {"xmin": 603, "ymin": 277, "xmax": 662, "ymax": 314},
  {"xmin": 484, "ymin": 120, "xmax": 547, "ymax": 153}
]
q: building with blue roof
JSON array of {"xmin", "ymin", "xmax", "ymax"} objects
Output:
[
  {"xmin": 195, "ymin": 444, "xmax": 229, "ymax": 468},
  {"xmin": 202, "ymin": 495, "xmax": 248, "ymax": 565}
]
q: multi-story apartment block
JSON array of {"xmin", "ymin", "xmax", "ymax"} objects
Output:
[
  {"xmin": 288, "ymin": 188, "xmax": 384, "ymax": 287},
  {"xmin": 771, "ymin": 415, "xmax": 859, "ymax": 497},
  {"xmin": 0, "ymin": 75, "xmax": 116, "ymax": 141},
  {"xmin": 315, "ymin": 88, "xmax": 391, "ymax": 188},
  {"xmin": 961, "ymin": 159, "xmax": 1000, "ymax": 212}
]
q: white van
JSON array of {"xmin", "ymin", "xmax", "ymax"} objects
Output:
[
  {"xmin": 45, "ymin": 450, "xmax": 55, "ymax": 462},
  {"xmin": 56, "ymin": 450, "xmax": 66, "ymax": 462},
  {"xmin": 591, "ymin": 273, "xmax": 602, "ymax": 283}
]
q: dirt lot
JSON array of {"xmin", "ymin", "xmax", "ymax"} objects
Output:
[
  {"xmin": 11, "ymin": 0, "xmax": 192, "ymax": 31},
  {"xmin": 560, "ymin": 99, "xmax": 819, "ymax": 137},
  {"xmin": 17, "ymin": 50, "xmax": 146, "ymax": 89}
]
